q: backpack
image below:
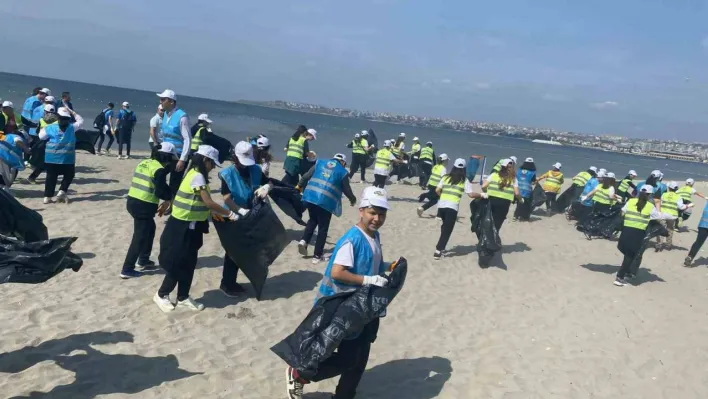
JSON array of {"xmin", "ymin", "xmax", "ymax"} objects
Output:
[
  {"xmin": 118, "ymin": 110, "xmax": 135, "ymax": 130},
  {"xmin": 93, "ymin": 109, "xmax": 107, "ymax": 129}
]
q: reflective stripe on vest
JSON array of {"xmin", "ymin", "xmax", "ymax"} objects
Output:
[
  {"xmin": 375, "ymin": 149, "xmax": 392, "ymax": 169},
  {"xmin": 593, "ymin": 187, "xmax": 613, "ymax": 205},
  {"xmin": 302, "ymin": 159, "xmax": 347, "ymax": 217},
  {"xmin": 172, "ymin": 169, "xmax": 210, "ymax": 221},
  {"xmin": 623, "ymin": 198, "xmax": 651, "ymax": 230},
  {"xmin": 190, "ymin": 127, "xmax": 205, "ymax": 150},
  {"xmin": 428, "ymin": 164, "xmax": 445, "ymax": 187},
  {"xmin": 572, "ymin": 171, "xmax": 590, "ymax": 186},
  {"xmin": 439, "ymin": 176, "xmax": 465, "ymax": 204},
  {"xmin": 351, "ymin": 139, "xmax": 366, "ymax": 155},
  {"xmin": 286, "ymin": 136, "xmax": 306, "ymax": 159},
  {"xmin": 391, "ymin": 142, "xmax": 404, "ymax": 156},
  {"xmin": 677, "ymin": 186, "xmax": 693, "ymax": 201},
  {"xmin": 411, "ymin": 143, "xmax": 421, "ymax": 154},
  {"xmin": 618, "ymin": 178, "xmax": 632, "ymax": 193},
  {"xmin": 420, "ymin": 146, "xmax": 434, "ymax": 161},
  {"xmin": 660, "ymin": 191, "xmax": 680, "ymax": 217},
  {"xmin": 543, "ymin": 171, "xmax": 563, "ymax": 192},
  {"xmin": 487, "ymin": 173, "xmax": 514, "ymax": 201},
  {"xmin": 128, "ymin": 159, "xmax": 163, "ymax": 204}
]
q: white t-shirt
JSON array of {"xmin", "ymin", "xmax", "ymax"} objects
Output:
[
  {"xmin": 374, "ymin": 153, "xmax": 396, "ymax": 176},
  {"xmin": 436, "ymin": 179, "xmax": 475, "ymax": 211},
  {"xmin": 149, "ymin": 114, "xmax": 162, "ymax": 143},
  {"xmin": 332, "ymin": 226, "xmax": 382, "ymax": 271},
  {"xmin": 187, "ymin": 171, "xmax": 207, "ymax": 229}
]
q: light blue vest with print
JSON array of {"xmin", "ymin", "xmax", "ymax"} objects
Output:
[
  {"xmin": 516, "ymin": 169, "xmax": 535, "ymax": 198},
  {"xmin": 0, "ymin": 139, "xmax": 25, "ymax": 171},
  {"xmin": 218, "ymin": 164, "xmax": 262, "ymax": 209},
  {"xmin": 580, "ymin": 178, "xmax": 599, "ymax": 206},
  {"xmin": 160, "ymin": 109, "xmax": 187, "ymax": 153},
  {"xmin": 44, "ymin": 124, "xmax": 76, "ymax": 164},
  {"xmin": 21, "ymin": 95, "xmax": 40, "ymax": 120},
  {"xmin": 28, "ymin": 106, "xmax": 46, "ymax": 136},
  {"xmin": 302, "ymin": 159, "xmax": 347, "ymax": 217}
]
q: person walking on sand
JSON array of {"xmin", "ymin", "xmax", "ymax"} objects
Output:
[
  {"xmin": 119, "ymin": 143, "xmax": 178, "ymax": 279},
  {"xmin": 616, "ymin": 170, "xmax": 638, "ymax": 200},
  {"xmin": 346, "ymin": 133, "xmax": 373, "ymax": 183},
  {"xmin": 655, "ymin": 181, "xmax": 690, "ymax": 252},
  {"xmin": 21, "ymin": 87, "xmax": 49, "ymax": 145},
  {"xmin": 283, "ymin": 126, "xmax": 316, "ymax": 186},
  {"xmin": 156, "ymin": 89, "xmax": 192, "ymax": 199},
  {"xmin": 372, "ymin": 140, "xmax": 403, "ymax": 189},
  {"xmin": 416, "ymin": 153, "xmax": 449, "ymax": 218},
  {"xmin": 148, "ymin": 104, "xmax": 164, "ymax": 150},
  {"xmin": 116, "ymin": 102, "xmax": 137, "ymax": 159},
  {"xmin": 418, "ymin": 141, "xmax": 436, "ymax": 188},
  {"xmin": 25, "ymin": 104, "xmax": 59, "ymax": 184},
  {"xmin": 513, "ymin": 157, "xmax": 537, "ymax": 221},
  {"xmin": 297, "ymin": 153, "xmax": 357, "ymax": 264},
  {"xmin": 190, "ymin": 113, "xmax": 213, "ymax": 154},
  {"xmin": 481, "ymin": 158, "xmax": 520, "ymax": 232},
  {"xmin": 39, "ymin": 107, "xmax": 83, "ymax": 205},
  {"xmin": 285, "ymin": 186, "xmax": 394, "ymax": 399},
  {"xmin": 684, "ymin": 199, "xmax": 708, "ymax": 267},
  {"xmin": 153, "ymin": 145, "xmax": 236, "ymax": 313},
  {"xmin": 537, "ymin": 162, "xmax": 564, "ymax": 214},
  {"xmin": 95, "ymin": 102, "xmax": 116, "ymax": 155}
]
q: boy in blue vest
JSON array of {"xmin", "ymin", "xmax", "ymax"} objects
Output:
[
  {"xmin": 296, "ymin": 153, "xmax": 357, "ymax": 264},
  {"xmin": 286, "ymin": 186, "xmax": 393, "ymax": 399},
  {"xmin": 38, "ymin": 107, "xmax": 84, "ymax": 204}
]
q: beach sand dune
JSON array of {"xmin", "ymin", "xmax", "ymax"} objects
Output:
[{"xmin": 2, "ymin": 153, "xmax": 708, "ymax": 398}]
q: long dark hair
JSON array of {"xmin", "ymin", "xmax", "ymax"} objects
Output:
[
  {"xmin": 499, "ymin": 165, "xmax": 515, "ymax": 189},
  {"xmin": 645, "ymin": 174, "xmax": 658, "ymax": 187},
  {"xmin": 520, "ymin": 161, "xmax": 536, "ymax": 172},
  {"xmin": 445, "ymin": 165, "xmax": 466, "ymax": 185},
  {"xmin": 32, "ymin": 87, "xmax": 42, "ymax": 95},
  {"xmin": 291, "ymin": 125, "xmax": 307, "ymax": 140},
  {"xmin": 188, "ymin": 154, "xmax": 212, "ymax": 184},
  {"xmin": 587, "ymin": 169, "xmax": 597, "ymax": 177},
  {"xmin": 602, "ymin": 177, "xmax": 615, "ymax": 189},
  {"xmin": 636, "ymin": 192, "xmax": 649, "ymax": 212},
  {"xmin": 255, "ymin": 147, "xmax": 272, "ymax": 164}
]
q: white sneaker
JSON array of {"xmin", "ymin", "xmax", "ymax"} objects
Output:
[
  {"xmin": 177, "ymin": 297, "xmax": 205, "ymax": 311},
  {"xmin": 117, "ymin": 155, "xmax": 123, "ymax": 160},
  {"xmin": 285, "ymin": 367, "xmax": 305, "ymax": 399},
  {"xmin": 43, "ymin": 197, "xmax": 51, "ymax": 204},
  {"xmin": 153, "ymin": 293, "xmax": 175, "ymax": 313},
  {"xmin": 416, "ymin": 207, "xmax": 424, "ymax": 217},
  {"xmin": 311, "ymin": 256, "xmax": 323, "ymax": 264},
  {"xmin": 56, "ymin": 190, "xmax": 68, "ymax": 203},
  {"xmin": 435, "ymin": 217, "xmax": 442, "ymax": 222},
  {"xmin": 297, "ymin": 240, "xmax": 308, "ymax": 257}
]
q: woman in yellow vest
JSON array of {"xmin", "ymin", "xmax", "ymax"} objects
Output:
[
  {"xmin": 372, "ymin": 140, "xmax": 403, "ymax": 188},
  {"xmin": 283, "ymin": 125, "xmax": 316, "ymax": 185},
  {"xmin": 614, "ymin": 185, "xmax": 674, "ymax": 286},
  {"xmin": 581, "ymin": 172, "xmax": 622, "ymax": 213},
  {"xmin": 481, "ymin": 158, "xmax": 520, "ymax": 232},
  {"xmin": 656, "ymin": 181, "xmax": 691, "ymax": 252},
  {"xmin": 119, "ymin": 143, "xmax": 179, "ymax": 279},
  {"xmin": 154, "ymin": 145, "xmax": 237, "ymax": 313},
  {"xmin": 537, "ymin": 162, "xmax": 564, "ymax": 213},
  {"xmin": 417, "ymin": 153, "xmax": 449, "ymax": 218}
]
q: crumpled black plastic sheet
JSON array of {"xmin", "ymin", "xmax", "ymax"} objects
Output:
[
  {"xmin": 470, "ymin": 199, "xmax": 502, "ymax": 258},
  {"xmin": 532, "ymin": 184, "xmax": 546, "ymax": 208},
  {"xmin": 0, "ymin": 189, "xmax": 48, "ymax": 242},
  {"xmin": 554, "ymin": 185, "xmax": 582, "ymax": 212},
  {"xmin": 0, "ymin": 235, "xmax": 82, "ymax": 284},
  {"xmin": 576, "ymin": 203, "xmax": 624, "ymax": 239}
]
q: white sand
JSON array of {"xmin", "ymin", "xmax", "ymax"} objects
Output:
[{"xmin": 2, "ymin": 153, "xmax": 708, "ymax": 398}]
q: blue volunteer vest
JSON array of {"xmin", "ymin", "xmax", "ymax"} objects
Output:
[
  {"xmin": 0, "ymin": 140, "xmax": 25, "ymax": 171},
  {"xmin": 699, "ymin": 203, "xmax": 708, "ymax": 229},
  {"xmin": 218, "ymin": 164, "xmax": 262, "ymax": 208},
  {"xmin": 580, "ymin": 178, "xmax": 599, "ymax": 206},
  {"xmin": 3, "ymin": 133, "xmax": 23, "ymax": 157},
  {"xmin": 315, "ymin": 226, "xmax": 385, "ymax": 303},
  {"xmin": 302, "ymin": 159, "xmax": 348, "ymax": 217},
  {"xmin": 160, "ymin": 109, "xmax": 187, "ymax": 154},
  {"xmin": 516, "ymin": 169, "xmax": 536, "ymax": 198},
  {"xmin": 44, "ymin": 124, "xmax": 76, "ymax": 164},
  {"xmin": 21, "ymin": 95, "xmax": 40, "ymax": 120},
  {"xmin": 28, "ymin": 106, "xmax": 46, "ymax": 136}
]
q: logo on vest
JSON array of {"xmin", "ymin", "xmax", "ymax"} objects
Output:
[{"xmin": 326, "ymin": 160, "xmax": 337, "ymax": 169}]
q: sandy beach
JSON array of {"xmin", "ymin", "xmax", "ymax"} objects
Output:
[{"xmin": 2, "ymin": 152, "xmax": 708, "ymax": 399}]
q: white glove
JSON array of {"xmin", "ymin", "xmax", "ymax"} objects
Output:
[
  {"xmin": 255, "ymin": 184, "xmax": 271, "ymax": 199},
  {"xmin": 480, "ymin": 193, "xmax": 489, "ymax": 199},
  {"xmin": 363, "ymin": 275, "xmax": 388, "ymax": 287},
  {"xmin": 237, "ymin": 208, "xmax": 250, "ymax": 217},
  {"xmin": 615, "ymin": 197, "xmax": 623, "ymax": 203},
  {"xmin": 580, "ymin": 195, "xmax": 588, "ymax": 202},
  {"xmin": 227, "ymin": 211, "xmax": 239, "ymax": 221},
  {"xmin": 402, "ymin": 160, "xmax": 408, "ymax": 164},
  {"xmin": 519, "ymin": 198, "xmax": 525, "ymax": 204}
]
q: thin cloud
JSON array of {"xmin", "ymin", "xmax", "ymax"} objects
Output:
[
  {"xmin": 590, "ymin": 101, "xmax": 619, "ymax": 109},
  {"xmin": 475, "ymin": 82, "xmax": 491, "ymax": 89},
  {"xmin": 441, "ymin": 78, "xmax": 452, "ymax": 84},
  {"xmin": 542, "ymin": 93, "xmax": 569, "ymax": 102},
  {"xmin": 702, "ymin": 36, "xmax": 708, "ymax": 49}
]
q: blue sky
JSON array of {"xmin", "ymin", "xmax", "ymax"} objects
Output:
[{"xmin": 2, "ymin": 0, "xmax": 708, "ymax": 139}]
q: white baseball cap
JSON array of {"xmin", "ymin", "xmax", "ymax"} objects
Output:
[
  {"xmin": 307, "ymin": 128, "xmax": 317, "ymax": 139},
  {"xmin": 43, "ymin": 104, "xmax": 56, "ymax": 113},
  {"xmin": 256, "ymin": 137, "xmax": 270, "ymax": 148},
  {"xmin": 589, "ymin": 166, "xmax": 598, "ymax": 172},
  {"xmin": 44, "ymin": 96, "xmax": 55, "ymax": 103},
  {"xmin": 2, "ymin": 101, "xmax": 13, "ymax": 108},
  {"xmin": 509, "ymin": 156, "xmax": 518, "ymax": 164},
  {"xmin": 233, "ymin": 141, "xmax": 254, "ymax": 166},
  {"xmin": 399, "ymin": 132, "xmax": 406, "ymax": 137},
  {"xmin": 354, "ymin": 133, "xmax": 360, "ymax": 138},
  {"xmin": 359, "ymin": 186, "xmax": 391, "ymax": 210},
  {"xmin": 122, "ymin": 101, "xmax": 130, "ymax": 107},
  {"xmin": 553, "ymin": 162, "xmax": 562, "ymax": 169},
  {"xmin": 597, "ymin": 171, "xmax": 606, "ymax": 178},
  {"xmin": 599, "ymin": 168, "xmax": 607, "ymax": 174},
  {"xmin": 39, "ymin": 88, "xmax": 51, "ymax": 95},
  {"xmin": 197, "ymin": 144, "xmax": 223, "ymax": 167},
  {"xmin": 668, "ymin": 181, "xmax": 679, "ymax": 190},
  {"xmin": 687, "ymin": 178, "xmax": 695, "ymax": 185},
  {"xmin": 640, "ymin": 185, "xmax": 654, "ymax": 194},
  {"xmin": 383, "ymin": 140, "xmax": 391, "ymax": 147},
  {"xmin": 606, "ymin": 172, "xmax": 616, "ymax": 179},
  {"xmin": 57, "ymin": 107, "xmax": 71, "ymax": 118},
  {"xmin": 439, "ymin": 153, "xmax": 449, "ymax": 161},
  {"xmin": 156, "ymin": 89, "xmax": 177, "ymax": 100},
  {"xmin": 454, "ymin": 158, "xmax": 466, "ymax": 168},
  {"xmin": 628, "ymin": 170, "xmax": 637, "ymax": 176},
  {"xmin": 334, "ymin": 153, "xmax": 347, "ymax": 162},
  {"xmin": 426, "ymin": 141, "xmax": 433, "ymax": 145},
  {"xmin": 198, "ymin": 113, "xmax": 212, "ymax": 123},
  {"xmin": 651, "ymin": 169, "xmax": 661, "ymax": 177},
  {"xmin": 361, "ymin": 130, "xmax": 369, "ymax": 135},
  {"xmin": 157, "ymin": 142, "xmax": 178, "ymax": 158},
  {"xmin": 413, "ymin": 136, "xmax": 419, "ymax": 141},
  {"xmin": 525, "ymin": 157, "xmax": 534, "ymax": 162},
  {"xmin": 500, "ymin": 158, "xmax": 513, "ymax": 167}
]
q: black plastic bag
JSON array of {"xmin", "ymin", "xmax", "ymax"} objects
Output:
[
  {"xmin": 576, "ymin": 203, "xmax": 623, "ymax": 239},
  {"xmin": 213, "ymin": 200, "xmax": 288, "ymax": 299},
  {"xmin": 202, "ymin": 132, "xmax": 233, "ymax": 163},
  {"xmin": 531, "ymin": 184, "xmax": 546, "ymax": 208},
  {"xmin": 567, "ymin": 201, "xmax": 593, "ymax": 223},
  {"xmin": 268, "ymin": 180, "xmax": 306, "ymax": 226},
  {"xmin": 0, "ymin": 189, "xmax": 48, "ymax": 242},
  {"xmin": 271, "ymin": 259, "xmax": 407, "ymax": 380},
  {"xmin": 470, "ymin": 199, "xmax": 501, "ymax": 256},
  {"xmin": 628, "ymin": 221, "xmax": 669, "ymax": 275},
  {"xmin": 0, "ymin": 235, "xmax": 82, "ymax": 284},
  {"xmin": 553, "ymin": 185, "xmax": 582, "ymax": 212}
]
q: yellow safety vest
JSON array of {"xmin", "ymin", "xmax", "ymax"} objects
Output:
[
  {"xmin": 375, "ymin": 148, "xmax": 393, "ymax": 170},
  {"xmin": 660, "ymin": 191, "xmax": 680, "ymax": 217},
  {"xmin": 623, "ymin": 198, "xmax": 652, "ymax": 230},
  {"xmin": 286, "ymin": 136, "xmax": 306, "ymax": 159},
  {"xmin": 172, "ymin": 168, "xmax": 210, "ymax": 221},
  {"xmin": 677, "ymin": 186, "xmax": 693, "ymax": 202},
  {"xmin": 593, "ymin": 186, "xmax": 613, "ymax": 205},
  {"xmin": 128, "ymin": 159, "xmax": 164, "ymax": 204},
  {"xmin": 487, "ymin": 172, "xmax": 515, "ymax": 201},
  {"xmin": 420, "ymin": 146, "xmax": 434, "ymax": 161},
  {"xmin": 428, "ymin": 164, "xmax": 445, "ymax": 187},
  {"xmin": 439, "ymin": 176, "xmax": 465, "ymax": 204},
  {"xmin": 39, "ymin": 119, "xmax": 57, "ymax": 129},
  {"xmin": 391, "ymin": 141, "xmax": 404, "ymax": 156},
  {"xmin": 572, "ymin": 171, "xmax": 591, "ymax": 186},
  {"xmin": 542, "ymin": 171, "xmax": 564, "ymax": 193},
  {"xmin": 190, "ymin": 126, "xmax": 205, "ymax": 150},
  {"xmin": 618, "ymin": 178, "xmax": 632, "ymax": 193},
  {"xmin": 411, "ymin": 143, "xmax": 421, "ymax": 154},
  {"xmin": 351, "ymin": 139, "xmax": 367, "ymax": 155}
]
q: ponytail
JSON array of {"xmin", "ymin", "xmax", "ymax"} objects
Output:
[{"xmin": 636, "ymin": 192, "xmax": 649, "ymax": 212}]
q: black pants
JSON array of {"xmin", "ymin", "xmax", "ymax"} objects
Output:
[
  {"xmin": 514, "ymin": 196, "xmax": 533, "ymax": 220},
  {"xmin": 436, "ymin": 208, "xmax": 458, "ymax": 251},
  {"xmin": 689, "ymin": 227, "xmax": 708, "ymax": 258},
  {"xmin": 348, "ymin": 154, "xmax": 368, "ymax": 181},
  {"xmin": 158, "ymin": 222, "xmax": 202, "ymax": 301},
  {"xmin": 283, "ymin": 171, "xmax": 299, "ymax": 186},
  {"xmin": 419, "ymin": 162, "xmax": 433, "ymax": 188},
  {"xmin": 545, "ymin": 192, "xmax": 557, "ymax": 210},
  {"xmin": 222, "ymin": 251, "xmax": 240, "ymax": 289},
  {"xmin": 122, "ymin": 204, "xmax": 157, "ymax": 272},
  {"xmin": 373, "ymin": 174, "xmax": 387, "ymax": 188},
  {"xmin": 309, "ymin": 328, "xmax": 372, "ymax": 399},
  {"xmin": 617, "ymin": 255, "xmax": 634, "ymax": 279},
  {"xmin": 489, "ymin": 197, "xmax": 511, "ymax": 231},
  {"xmin": 96, "ymin": 127, "xmax": 115, "ymax": 151},
  {"xmin": 44, "ymin": 163, "xmax": 75, "ymax": 197},
  {"xmin": 419, "ymin": 185, "xmax": 439, "ymax": 210},
  {"xmin": 118, "ymin": 129, "xmax": 133, "ymax": 156},
  {"xmin": 301, "ymin": 204, "xmax": 332, "ymax": 257},
  {"xmin": 169, "ymin": 167, "xmax": 186, "ymax": 200},
  {"xmin": 593, "ymin": 202, "xmax": 611, "ymax": 213},
  {"xmin": 28, "ymin": 165, "xmax": 45, "ymax": 180},
  {"xmin": 24, "ymin": 135, "xmax": 36, "ymax": 162}
]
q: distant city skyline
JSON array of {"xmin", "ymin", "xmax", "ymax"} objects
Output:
[{"xmin": 1, "ymin": 0, "xmax": 707, "ymax": 139}]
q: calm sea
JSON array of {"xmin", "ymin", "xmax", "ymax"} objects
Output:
[{"xmin": 3, "ymin": 72, "xmax": 708, "ymax": 181}]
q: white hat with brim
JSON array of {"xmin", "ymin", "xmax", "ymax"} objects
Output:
[
  {"xmin": 597, "ymin": 171, "xmax": 606, "ymax": 178},
  {"xmin": 354, "ymin": 133, "xmax": 360, "ymax": 138},
  {"xmin": 307, "ymin": 128, "xmax": 317, "ymax": 140},
  {"xmin": 668, "ymin": 181, "xmax": 679, "ymax": 190},
  {"xmin": 122, "ymin": 101, "xmax": 130, "ymax": 107},
  {"xmin": 525, "ymin": 157, "xmax": 534, "ymax": 162},
  {"xmin": 197, "ymin": 144, "xmax": 223, "ymax": 167},
  {"xmin": 39, "ymin": 88, "xmax": 51, "ymax": 95},
  {"xmin": 233, "ymin": 141, "xmax": 254, "ymax": 166},
  {"xmin": 640, "ymin": 185, "xmax": 654, "ymax": 194},
  {"xmin": 439, "ymin": 153, "xmax": 449, "ymax": 161},
  {"xmin": 359, "ymin": 186, "xmax": 391, "ymax": 210},
  {"xmin": 43, "ymin": 104, "xmax": 56, "ymax": 113},
  {"xmin": 44, "ymin": 96, "xmax": 55, "ymax": 103},
  {"xmin": 500, "ymin": 158, "xmax": 512, "ymax": 167},
  {"xmin": 157, "ymin": 142, "xmax": 179, "ymax": 158},
  {"xmin": 510, "ymin": 156, "xmax": 518, "ymax": 163},
  {"xmin": 454, "ymin": 158, "xmax": 466, "ymax": 168},
  {"xmin": 198, "ymin": 113, "xmax": 213, "ymax": 123},
  {"xmin": 628, "ymin": 170, "xmax": 637, "ymax": 176},
  {"xmin": 651, "ymin": 169, "xmax": 661, "ymax": 177},
  {"xmin": 553, "ymin": 162, "xmax": 562, "ymax": 169},
  {"xmin": 399, "ymin": 132, "xmax": 406, "ymax": 137},
  {"xmin": 256, "ymin": 137, "xmax": 270, "ymax": 148},
  {"xmin": 589, "ymin": 166, "xmax": 598, "ymax": 172},
  {"xmin": 687, "ymin": 178, "xmax": 695, "ymax": 185},
  {"xmin": 413, "ymin": 137, "xmax": 419, "ymax": 141},
  {"xmin": 2, "ymin": 101, "xmax": 13, "ymax": 108},
  {"xmin": 606, "ymin": 172, "xmax": 616, "ymax": 179},
  {"xmin": 361, "ymin": 130, "xmax": 369, "ymax": 135},
  {"xmin": 57, "ymin": 107, "xmax": 71, "ymax": 118},
  {"xmin": 334, "ymin": 153, "xmax": 347, "ymax": 163},
  {"xmin": 156, "ymin": 89, "xmax": 177, "ymax": 100}
]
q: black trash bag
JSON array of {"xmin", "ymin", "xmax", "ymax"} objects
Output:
[
  {"xmin": 470, "ymin": 199, "xmax": 501, "ymax": 258},
  {"xmin": 554, "ymin": 185, "xmax": 582, "ymax": 212},
  {"xmin": 202, "ymin": 132, "xmax": 233, "ymax": 163},
  {"xmin": 28, "ymin": 131, "xmax": 98, "ymax": 169},
  {"xmin": 0, "ymin": 235, "xmax": 82, "ymax": 284},
  {"xmin": 268, "ymin": 180, "xmax": 307, "ymax": 226},
  {"xmin": 364, "ymin": 129, "xmax": 379, "ymax": 168},
  {"xmin": 270, "ymin": 259, "xmax": 408, "ymax": 380},
  {"xmin": 469, "ymin": 198, "xmax": 484, "ymax": 233},
  {"xmin": 628, "ymin": 221, "xmax": 669, "ymax": 276},
  {"xmin": 567, "ymin": 201, "xmax": 593, "ymax": 223},
  {"xmin": 531, "ymin": 184, "xmax": 546, "ymax": 208},
  {"xmin": 213, "ymin": 200, "xmax": 288, "ymax": 299},
  {"xmin": 576, "ymin": 203, "xmax": 623, "ymax": 239},
  {"xmin": 0, "ymin": 189, "xmax": 48, "ymax": 242}
]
